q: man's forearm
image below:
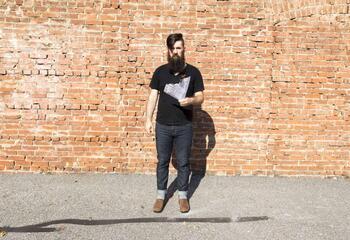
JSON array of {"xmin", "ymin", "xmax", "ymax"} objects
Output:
[
  {"xmin": 146, "ymin": 101, "xmax": 156, "ymax": 121},
  {"xmin": 146, "ymin": 90, "xmax": 159, "ymax": 121},
  {"xmin": 190, "ymin": 95, "xmax": 204, "ymax": 105}
]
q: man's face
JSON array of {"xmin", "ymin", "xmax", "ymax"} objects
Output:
[
  {"xmin": 168, "ymin": 40, "xmax": 185, "ymax": 58},
  {"xmin": 167, "ymin": 40, "xmax": 186, "ymax": 73}
]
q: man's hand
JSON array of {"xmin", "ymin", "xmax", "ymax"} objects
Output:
[
  {"xmin": 179, "ymin": 92, "xmax": 204, "ymax": 107},
  {"xmin": 179, "ymin": 97, "xmax": 193, "ymax": 107},
  {"xmin": 145, "ymin": 119, "xmax": 153, "ymax": 135}
]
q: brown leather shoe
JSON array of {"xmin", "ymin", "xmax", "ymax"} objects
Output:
[
  {"xmin": 153, "ymin": 199, "xmax": 165, "ymax": 213},
  {"xmin": 179, "ymin": 198, "xmax": 190, "ymax": 213}
]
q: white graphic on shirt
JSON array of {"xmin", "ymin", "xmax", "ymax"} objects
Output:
[{"xmin": 164, "ymin": 76, "xmax": 191, "ymax": 100}]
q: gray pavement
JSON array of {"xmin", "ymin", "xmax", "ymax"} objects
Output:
[{"xmin": 0, "ymin": 173, "xmax": 349, "ymax": 240}]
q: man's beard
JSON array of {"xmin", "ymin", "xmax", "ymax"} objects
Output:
[{"xmin": 168, "ymin": 52, "xmax": 186, "ymax": 73}]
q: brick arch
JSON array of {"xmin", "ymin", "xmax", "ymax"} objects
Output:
[
  {"xmin": 263, "ymin": 0, "xmax": 350, "ymax": 24},
  {"xmin": 267, "ymin": 6, "xmax": 350, "ymax": 176}
]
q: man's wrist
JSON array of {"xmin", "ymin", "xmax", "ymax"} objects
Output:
[{"xmin": 190, "ymin": 97, "xmax": 195, "ymax": 105}]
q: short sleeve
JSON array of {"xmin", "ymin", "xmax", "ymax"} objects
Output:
[
  {"xmin": 194, "ymin": 69, "xmax": 204, "ymax": 93},
  {"xmin": 149, "ymin": 68, "xmax": 160, "ymax": 90}
]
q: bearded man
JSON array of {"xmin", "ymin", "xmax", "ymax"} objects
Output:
[{"xmin": 145, "ymin": 33, "xmax": 205, "ymax": 213}]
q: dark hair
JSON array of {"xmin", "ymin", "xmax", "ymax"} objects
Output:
[{"xmin": 166, "ymin": 33, "xmax": 184, "ymax": 49}]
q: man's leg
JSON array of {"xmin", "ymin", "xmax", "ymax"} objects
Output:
[
  {"xmin": 154, "ymin": 123, "xmax": 173, "ymax": 212},
  {"xmin": 174, "ymin": 123, "xmax": 193, "ymax": 212}
]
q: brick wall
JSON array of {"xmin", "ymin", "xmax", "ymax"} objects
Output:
[{"xmin": 0, "ymin": 0, "xmax": 349, "ymax": 177}]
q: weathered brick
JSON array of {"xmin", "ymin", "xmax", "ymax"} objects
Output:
[{"xmin": 0, "ymin": 0, "xmax": 349, "ymax": 177}]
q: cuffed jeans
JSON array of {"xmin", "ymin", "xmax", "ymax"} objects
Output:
[{"xmin": 155, "ymin": 122, "xmax": 193, "ymax": 193}]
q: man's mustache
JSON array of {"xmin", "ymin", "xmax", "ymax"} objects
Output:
[{"xmin": 168, "ymin": 52, "xmax": 185, "ymax": 73}]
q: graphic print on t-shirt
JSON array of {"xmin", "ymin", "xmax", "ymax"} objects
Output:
[{"xmin": 163, "ymin": 76, "xmax": 191, "ymax": 100}]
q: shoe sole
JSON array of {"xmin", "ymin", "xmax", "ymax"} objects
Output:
[{"xmin": 153, "ymin": 208, "xmax": 163, "ymax": 213}]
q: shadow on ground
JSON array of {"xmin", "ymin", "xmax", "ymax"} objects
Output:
[
  {"xmin": 1, "ymin": 217, "xmax": 233, "ymax": 233},
  {"xmin": 0, "ymin": 216, "xmax": 271, "ymax": 233}
]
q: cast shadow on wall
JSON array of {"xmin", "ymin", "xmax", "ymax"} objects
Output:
[{"xmin": 168, "ymin": 108, "xmax": 216, "ymax": 200}]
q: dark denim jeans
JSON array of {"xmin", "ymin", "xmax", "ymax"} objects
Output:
[{"xmin": 155, "ymin": 122, "xmax": 193, "ymax": 192}]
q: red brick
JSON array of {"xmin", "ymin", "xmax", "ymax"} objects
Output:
[{"xmin": 0, "ymin": 1, "xmax": 349, "ymax": 177}]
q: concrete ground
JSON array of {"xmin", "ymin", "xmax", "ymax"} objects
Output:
[{"xmin": 0, "ymin": 173, "xmax": 349, "ymax": 240}]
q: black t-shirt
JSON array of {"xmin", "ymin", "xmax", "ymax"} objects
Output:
[{"xmin": 149, "ymin": 63, "xmax": 204, "ymax": 126}]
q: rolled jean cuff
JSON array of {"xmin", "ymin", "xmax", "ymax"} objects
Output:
[
  {"xmin": 178, "ymin": 191, "xmax": 188, "ymax": 199},
  {"xmin": 157, "ymin": 189, "xmax": 167, "ymax": 199}
]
